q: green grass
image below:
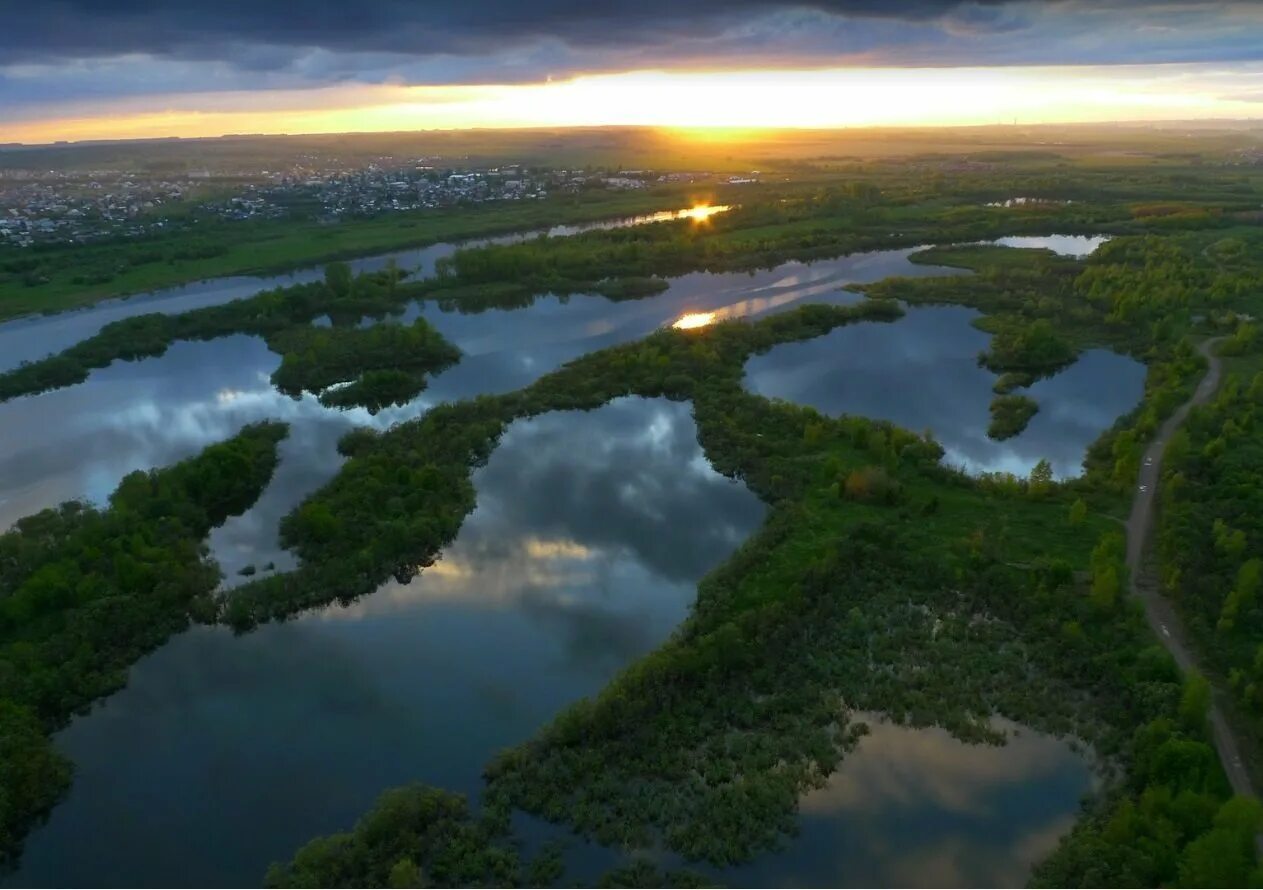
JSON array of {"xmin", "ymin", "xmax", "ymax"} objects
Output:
[{"xmin": 0, "ymin": 189, "xmax": 691, "ymax": 322}]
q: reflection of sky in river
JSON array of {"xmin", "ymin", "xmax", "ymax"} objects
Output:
[
  {"xmin": 6, "ymin": 398, "xmax": 765, "ymax": 888},
  {"xmin": 0, "ymin": 246, "xmax": 956, "ymax": 552},
  {"xmin": 743, "ymin": 305, "xmax": 1145, "ymax": 479},
  {"xmin": 0, "ymin": 234, "xmax": 1117, "ymax": 887},
  {"xmin": 721, "ymin": 718, "xmax": 1091, "ymax": 888},
  {"xmin": 0, "ymin": 211, "xmax": 696, "ymax": 371}
]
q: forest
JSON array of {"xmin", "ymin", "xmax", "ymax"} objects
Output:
[
  {"xmin": 0, "ymin": 422, "xmax": 287, "ymax": 864},
  {"xmin": 4, "ymin": 154, "xmax": 1263, "ymax": 886},
  {"xmin": 223, "ymin": 202, "xmax": 1263, "ymax": 885},
  {"xmin": 1158, "ymin": 337, "xmax": 1263, "ymax": 775}
]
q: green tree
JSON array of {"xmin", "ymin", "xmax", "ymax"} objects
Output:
[
  {"xmin": 1179, "ymin": 674, "xmax": 1211, "ymax": 735},
  {"xmin": 1029, "ymin": 458, "xmax": 1054, "ymax": 496},
  {"xmin": 325, "ymin": 261, "xmax": 353, "ymax": 298},
  {"xmin": 1091, "ymin": 565, "xmax": 1121, "ymax": 611},
  {"xmin": 1177, "ymin": 825, "xmax": 1256, "ymax": 888},
  {"xmin": 388, "ymin": 857, "xmax": 421, "ymax": 888}
]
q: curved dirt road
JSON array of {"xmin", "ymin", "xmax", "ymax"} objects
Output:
[{"xmin": 1124, "ymin": 338, "xmax": 1256, "ymax": 799}]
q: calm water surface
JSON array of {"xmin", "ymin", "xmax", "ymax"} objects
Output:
[
  {"xmin": 722, "ymin": 719, "xmax": 1091, "ymax": 888},
  {"xmin": 0, "ymin": 232, "xmax": 1115, "ymax": 886},
  {"xmin": 7, "ymin": 398, "xmax": 765, "ymax": 887},
  {"xmin": 744, "ymin": 304, "xmax": 1145, "ymax": 479},
  {"xmin": 993, "ymin": 234, "xmax": 1110, "ymax": 257},
  {"xmin": 0, "ymin": 245, "xmax": 955, "ymax": 550},
  {"xmin": 0, "ymin": 207, "xmax": 724, "ymax": 372}
]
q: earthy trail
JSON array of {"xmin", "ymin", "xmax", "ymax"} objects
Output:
[{"xmin": 1124, "ymin": 338, "xmax": 1257, "ymax": 801}]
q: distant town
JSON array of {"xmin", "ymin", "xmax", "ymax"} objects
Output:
[{"xmin": 0, "ymin": 158, "xmax": 757, "ymax": 248}]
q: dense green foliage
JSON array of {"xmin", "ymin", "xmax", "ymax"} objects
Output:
[
  {"xmin": 237, "ymin": 289, "xmax": 1252, "ymax": 882},
  {"xmin": 1034, "ymin": 729, "xmax": 1263, "ymax": 887},
  {"xmin": 240, "ymin": 214, "xmax": 1263, "ymax": 887},
  {"xmin": 264, "ymin": 785, "xmax": 523, "ymax": 888},
  {"xmin": 979, "ymin": 319, "xmax": 1077, "ymax": 376},
  {"xmin": 270, "ymin": 315, "xmax": 460, "ymax": 412},
  {"xmin": 988, "ymin": 393, "xmax": 1040, "ymax": 440},
  {"xmin": 11, "ymin": 151, "xmax": 1263, "ymax": 885},
  {"xmin": 1159, "ymin": 358, "xmax": 1263, "ymax": 763},
  {"xmin": 0, "ymin": 423, "xmax": 287, "ymax": 865}
]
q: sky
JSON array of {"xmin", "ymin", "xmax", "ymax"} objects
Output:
[{"xmin": 2, "ymin": 0, "xmax": 1263, "ymax": 142}]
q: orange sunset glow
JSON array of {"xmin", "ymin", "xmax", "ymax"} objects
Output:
[{"xmin": 8, "ymin": 64, "xmax": 1263, "ymax": 144}]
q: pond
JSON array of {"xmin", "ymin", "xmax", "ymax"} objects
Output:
[
  {"xmin": 991, "ymin": 234, "xmax": 1110, "ymax": 257},
  {"xmin": 743, "ymin": 304, "xmax": 1146, "ymax": 479},
  {"xmin": 5, "ymin": 398, "xmax": 766, "ymax": 887},
  {"xmin": 720, "ymin": 718, "xmax": 1092, "ymax": 888}
]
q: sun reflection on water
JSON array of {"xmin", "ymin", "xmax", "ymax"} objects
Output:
[
  {"xmin": 678, "ymin": 204, "xmax": 730, "ymax": 222},
  {"xmin": 672, "ymin": 311, "xmax": 718, "ymax": 330},
  {"xmin": 639, "ymin": 204, "xmax": 732, "ymax": 226}
]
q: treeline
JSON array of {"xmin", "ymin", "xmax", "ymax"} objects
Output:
[
  {"xmin": 262, "ymin": 781, "xmax": 710, "ymax": 888},
  {"xmin": 433, "ymin": 190, "xmax": 1123, "ymax": 299},
  {"xmin": 0, "ymin": 186, "xmax": 684, "ymax": 321},
  {"xmin": 1158, "ymin": 361, "xmax": 1263, "ymax": 748},
  {"xmin": 1076, "ymin": 235, "xmax": 1256, "ymax": 328},
  {"xmin": 0, "ymin": 422, "xmax": 287, "ymax": 864},
  {"xmin": 1083, "ymin": 339, "xmax": 1209, "ymax": 493}
]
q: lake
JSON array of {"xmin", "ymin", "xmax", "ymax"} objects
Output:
[
  {"xmin": 743, "ymin": 304, "xmax": 1146, "ymax": 479},
  {"xmin": 0, "ymin": 231, "xmax": 1119, "ymax": 886}
]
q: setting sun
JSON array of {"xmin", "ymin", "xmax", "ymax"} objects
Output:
[{"xmin": 7, "ymin": 64, "xmax": 1263, "ymax": 144}]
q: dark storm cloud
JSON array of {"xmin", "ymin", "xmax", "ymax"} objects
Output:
[
  {"xmin": 1, "ymin": 0, "xmax": 1259, "ymax": 116},
  {"xmin": 3, "ymin": 1, "xmax": 1017, "ymax": 64}
]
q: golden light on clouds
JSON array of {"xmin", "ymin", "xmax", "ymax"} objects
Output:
[
  {"xmin": 7, "ymin": 63, "xmax": 1262, "ymax": 144},
  {"xmin": 523, "ymin": 537, "xmax": 593, "ymax": 560}
]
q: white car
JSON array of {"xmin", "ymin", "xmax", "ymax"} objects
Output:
[{"xmin": 1139, "ymin": 484, "xmax": 1148, "ymax": 492}]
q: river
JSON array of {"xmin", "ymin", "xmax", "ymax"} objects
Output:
[{"xmin": 0, "ymin": 229, "xmax": 1123, "ymax": 886}]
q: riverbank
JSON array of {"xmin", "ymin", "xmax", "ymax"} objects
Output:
[{"xmin": 0, "ymin": 189, "xmax": 691, "ymax": 322}]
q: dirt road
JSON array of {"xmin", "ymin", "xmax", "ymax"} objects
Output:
[{"xmin": 1124, "ymin": 338, "xmax": 1256, "ymax": 800}]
